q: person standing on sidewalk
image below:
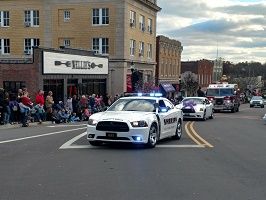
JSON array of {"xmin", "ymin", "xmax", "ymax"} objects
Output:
[
  {"xmin": 3, "ymin": 92, "xmax": 11, "ymax": 125},
  {"xmin": 35, "ymin": 90, "xmax": 45, "ymax": 123},
  {"xmin": 45, "ymin": 91, "xmax": 54, "ymax": 122}
]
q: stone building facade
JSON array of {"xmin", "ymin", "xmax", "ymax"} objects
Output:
[
  {"xmin": 156, "ymin": 35, "xmax": 183, "ymax": 94},
  {"xmin": 0, "ymin": 0, "xmax": 161, "ymax": 96}
]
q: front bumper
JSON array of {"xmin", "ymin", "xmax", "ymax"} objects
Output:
[
  {"xmin": 213, "ymin": 103, "xmax": 234, "ymax": 110},
  {"xmin": 87, "ymin": 125, "xmax": 150, "ymax": 144},
  {"xmin": 183, "ymin": 111, "xmax": 204, "ymax": 119}
]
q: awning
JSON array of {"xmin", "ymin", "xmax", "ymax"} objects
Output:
[{"xmin": 160, "ymin": 83, "xmax": 176, "ymax": 93}]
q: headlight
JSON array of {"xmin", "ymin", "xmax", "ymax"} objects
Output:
[
  {"xmin": 225, "ymin": 100, "xmax": 231, "ymax": 104},
  {"xmin": 131, "ymin": 120, "xmax": 148, "ymax": 127},
  {"xmin": 88, "ymin": 119, "xmax": 98, "ymax": 126}
]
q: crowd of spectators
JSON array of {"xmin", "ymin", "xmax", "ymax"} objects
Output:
[{"xmin": 0, "ymin": 88, "xmax": 115, "ymax": 127}]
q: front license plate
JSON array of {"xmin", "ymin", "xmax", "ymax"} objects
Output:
[{"xmin": 106, "ymin": 132, "xmax": 117, "ymax": 138}]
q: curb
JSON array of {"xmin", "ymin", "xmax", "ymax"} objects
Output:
[{"xmin": 0, "ymin": 121, "xmax": 52, "ymax": 130}]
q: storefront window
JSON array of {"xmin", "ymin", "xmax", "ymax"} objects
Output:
[
  {"xmin": 3, "ymin": 81, "xmax": 26, "ymax": 95},
  {"xmin": 82, "ymin": 79, "xmax": 106, "ymax": 96},
  {"xmin": 67, "ymin": 79, "xmax": 78, "ymax": 98},
  {"xmin": 43, "ymin": 79, "xmax": 64, "ymax": 103}
]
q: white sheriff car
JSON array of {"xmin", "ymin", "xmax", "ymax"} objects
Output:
[
  {"xmin": 176, "ymin": 97, "xmax": 214, "ymax": 120},
  {"xmin": 87, "ymin": 94, "xmax": 183, "ymax": 148}
]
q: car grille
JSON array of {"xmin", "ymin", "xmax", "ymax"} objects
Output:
[
  {"xmin": 252, "ymin": 101, "xmax": 261, "ymax": 104},
  {"xmin": 97, "ymin": 136, "xmax": 130, "ymax": 141},
  {"xmin": 96, "ymin": 121, "xmax": 129, "ymax": 132},
  {"xmin": 215, "ymin": 98, "xmax": 224, "ymax": 105},
  {"xmin": 182, "ymin": 108, "xmax": 195, "ymax": 113}
]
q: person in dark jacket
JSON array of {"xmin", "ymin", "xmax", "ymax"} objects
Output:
[{"xmin": 197, "ymin": 86, "xmax": 205, "ymax": 97}]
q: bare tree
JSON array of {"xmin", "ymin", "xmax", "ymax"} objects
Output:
[{"xmin": 181, "ymin": 71, "xmax": 199, "ymax": 97}]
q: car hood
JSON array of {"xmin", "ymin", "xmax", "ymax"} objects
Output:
[{"xmin": 90, "ymin": 111, "xmax": 153, "ymax": 122}]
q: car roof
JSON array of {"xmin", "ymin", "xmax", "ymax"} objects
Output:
[{"xmin": 183, "ymin": 97, "xmax": 206, "ymax": 100}]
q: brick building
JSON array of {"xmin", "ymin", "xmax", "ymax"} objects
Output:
[
  {"xmin": 181, "ymin": 59, "xmax": 214, "ymax": 89},
  {"xmin": 156, "ymin": 35, "xmax": 183, "ymax": 95},
  {"xmin": 0, "ymin": 0, "xmax": 161, "ymax": 96}
]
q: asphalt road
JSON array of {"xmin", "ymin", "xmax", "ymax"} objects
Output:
[{"xmin": 0, "ymin": 104, "xmax": 265, "ymax": 200}]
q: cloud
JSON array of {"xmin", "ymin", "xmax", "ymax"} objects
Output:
[{"xmin": 157, "ymin": 0, "xmax": 266, "ymax": 63}]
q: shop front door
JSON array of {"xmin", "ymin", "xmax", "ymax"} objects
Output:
[{"xmin": 43, "ymin": 79, "xmax": 64, "ymax": 103}]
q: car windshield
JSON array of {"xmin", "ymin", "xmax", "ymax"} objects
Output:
[
  {"xmin": 182, "ymin": 98, "xmax": 204, "ymax": 105},
  {"xmin": 206, "ymin": 88, "xmax": 234, "ymax": 96},
  {"xmin": 251, "ymin": 96, "xmax": 262, "ymax": 100},
  {"xmin": 107, "ymin": 98, "xmax": 156, "ymax": 112}
]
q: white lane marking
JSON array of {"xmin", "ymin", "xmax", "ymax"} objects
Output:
[
  {"xmin": 59, "ymin": 132, "xmax": 87, "ymax": 149},
  {"xmin": 59, "ymin": 132, "xmax": 205, "ymax": 149},
  {"xmin": 0, "ymin": 127, "xmax": 86, "ymax": 145}
]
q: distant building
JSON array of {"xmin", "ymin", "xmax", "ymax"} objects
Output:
[
  {"xmin": 156, "ymin": 35, "xmax": 183, "ymax": 95},
  {"xmin": 213, "ymin": 57, "xmax": 224, "ymax": 82},
  {"xmin": 181, "ymin": 59, "xmax": 214, "ymax": 89}
]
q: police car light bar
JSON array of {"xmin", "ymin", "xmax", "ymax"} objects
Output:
[{"xmin": 123, "ymin": 93, "xmax": 163, "ymax": 97}]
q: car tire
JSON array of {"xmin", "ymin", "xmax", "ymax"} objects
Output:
[
  {"xmin": 173, "ymin": 120, "xmax": 182, "ymax": 140},
  {"xmin": 262, "ymin": 105, "xmax": 264, "ymax": 108},
  {"xmin": 146, "ymin": 124, "xmax": 158, "ymax": 148},
  {"xmin": 89, "ymin": 141, "xmax": 102, "ymax": 146},
  {"xmin": 209, "ymin": 110, "xmax": 214, "ymax": 119},
  {"xmin": 250, "ymin": 105, "xmax": 253, "ymax": 108},
  {"xmin": 202, "ymin": 111, "xmax": 207, "ymax": 121}
]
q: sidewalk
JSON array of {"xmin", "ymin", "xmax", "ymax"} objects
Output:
[{"xmin": 0, "ymin": 121, "xmax": 52, "ymax": 130}]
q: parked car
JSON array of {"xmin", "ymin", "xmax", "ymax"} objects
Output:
[{"xmin": 249, "ymin": 96, "xmax": 264, "ymax": 108}]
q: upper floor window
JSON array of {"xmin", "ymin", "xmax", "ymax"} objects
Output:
[
  {"xmin": 139, "ymin": 41, "xmax": 144, "ymax": 56},
  {"xmin": 64, "ymin": 10, "xmax": 70, "ymax": 21},
  {"xmin": 139, "ymin": 15, "xmax": 145, "ymax": 31},
  {"xmin": 92, "ymin": 38, "xmax": 109, "ymax": 54},
  {"xmin": 24, "ymin": 38, "xmax": 40, "ymax": 55},
  {"xmin": 129, "ymin": 10, "xmax": 136, "ymax": 27},
  {"xmin": 147, "ymin": 43, "xmax": 152, "ymax": 59},
  {"xmin": 24, "ymin": 10, "xmax": 39, "ymax": 27},
  {"xmin": 130, "ymin": 39, "xmax": 136, "ymax": 56},
  {"xmin": 147, "ymin": 18, "xmax": 152, "ymax": 34},
  {"xmin": 0, "ymin": 38, "xmax": 10, "ymax": 54},
  {"xmin": 0, "ymin": 11, "xmax": 10, "ymax": 27},
  {"xmin": 92, "ymin": 8, "xmax": 109, "ymax": 25}
]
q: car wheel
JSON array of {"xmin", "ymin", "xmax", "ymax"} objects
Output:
[
  {"xmin": 231, "ymin": 107, "xmax": 236, "ymax": 113},
  {"xmin": 250, "ymin": 105, "xmax": 253, "ymax": 108},
  {"xmin": 202, "ymin": 111, "xmax": 207, "ymax": 121},
  {"xmin": 173, "ymin": 120, "xmax": 182, "ymax": 140},
  {"xmin": 209, "ymin": 110, "xmax": 214, "ymax": 119},
  {"xmin": 262, "ymin": 105, "xmax": 264, "ymax": 108},
  {"xmin": 146, "ymin": 124, "xmax": 158, "ymax": 148},
  {"xmin": 89, "ymin": 141, "xmax": 102, "ymax": 146}
]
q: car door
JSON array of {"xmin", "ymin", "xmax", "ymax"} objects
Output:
[
  {"xmin": 157, "ymin": 99, "xmax": 178, "ymax": 138},
  {"xmin": 204, "ymin": 99, "xmax": 212, "ymax": 117}
]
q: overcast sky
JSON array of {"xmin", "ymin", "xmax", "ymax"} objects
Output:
[{"xmin": 157, "ymin": 0, "xmax": 266, "ymax": 64}]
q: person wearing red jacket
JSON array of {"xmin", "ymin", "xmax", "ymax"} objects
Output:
[
  {"xmin": 35, "ymin": 90, "xmax": 45, "ymax": 123},
  {"xmin": 19, "ymin": 91, "xmax": 33, "ymax": 127},
  {"xmin": 36, "ymin": 90, "xmax": 44, "ymax": 106}
]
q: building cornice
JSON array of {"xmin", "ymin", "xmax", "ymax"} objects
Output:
[{"xmin": 135, "ymin": 0, "xmax": 162, "ymax": 12}]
